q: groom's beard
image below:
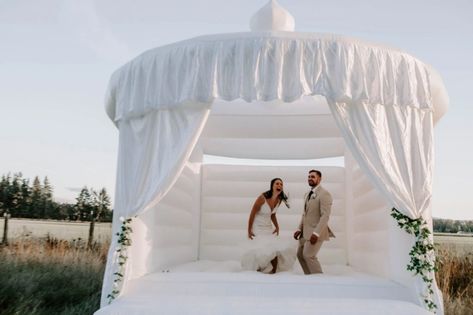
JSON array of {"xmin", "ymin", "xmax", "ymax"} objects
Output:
[{"xmin": 308, "ymin": 179, "xmax": 320, "ymax": 187}]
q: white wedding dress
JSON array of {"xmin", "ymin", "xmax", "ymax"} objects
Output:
[{"xmin": 240, "ymin": 200, "xmax": 297, "ymax": 273}]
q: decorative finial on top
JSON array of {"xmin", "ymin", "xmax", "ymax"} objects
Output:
[{"xmin": 250, "ymin": 0, "xmax": 295, "ymax": 32}]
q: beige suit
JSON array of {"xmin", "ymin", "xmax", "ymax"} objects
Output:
[{"xmin": 297, "ymin": 185, "xmax": 335, "ymax": 274}]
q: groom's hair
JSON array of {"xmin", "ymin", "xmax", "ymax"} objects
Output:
[{"xmin": 309, "ymin": 170, "xmax": 322, "ymax": 177}]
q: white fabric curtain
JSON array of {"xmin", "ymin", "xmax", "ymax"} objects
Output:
[
  {"xmin": 329, "ymin": 101, "xmax": 433, "ymax": 219},
  {"xmin": 328, "ymin": 100, "xmax": 442, "ymax": 314},
  {"xmin": 100, "ymin": 105, "xmax": 210, "ymax": 306},
  {"xmin": 115, "ymin": 105, "xmax": 210, "ymax": 218}
]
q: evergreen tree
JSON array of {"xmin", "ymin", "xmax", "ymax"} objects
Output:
[
  {"xmin": 9, "ymin": 173, "xmax": 23, "ymax": 217},
  {"xmin": 92, "ymin": 188, "xmax": 112, "ymax": 222},
  {"xmin": 18, "ymin": 178, "xmax": 31, "ymax": 217},
  {"xmin": 11, "ymin": 173, "xmax": 27, "ymax": 217},
  {"xmin": 75, "ymin": 187, "xmax": 93, "ymax": 221},
  {"xmin": 30, "ymin": 176, "xmax": 42, "ymax": 218},
  {"xmin": 1, "ymin": 174, "xmax": 11, "ymax": 212},
  {"xmin": 42, "ymin": 176, "xmax": 54, "ymax": 218},
  {"xmin": 56, "ymin": 202, "xmax": 74, "ymax": 220},
  {"xmin": 0, "ymin": 172, "xmax": 117, "ymax": 221},
  {"xmin": 0, "ymin": 175, "xmax": 9, "ymax": 215},
  {"xmin": 433, "ymin": 218, "xmax": 473, "ymax": 233}
]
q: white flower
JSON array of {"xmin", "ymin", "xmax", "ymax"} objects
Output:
[{"xmin": 119, "ymin": 216, "xmax": 125, "ymax": 222}]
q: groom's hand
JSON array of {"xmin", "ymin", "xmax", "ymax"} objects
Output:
[
  {"xmin": 310, "ymin": 234, "xmax": 318, "ymax": 245},
  {"xmin": 293, "ymin": 230, "xmax": 301, "ymax": 240}
]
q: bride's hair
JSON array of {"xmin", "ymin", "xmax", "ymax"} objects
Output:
[{"xmin": 263, "ymin": 178, "xmax": 290, "ymax": 208}]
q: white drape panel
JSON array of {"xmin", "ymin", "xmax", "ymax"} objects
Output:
[
  {"xmin": 328, "ymin": 101, "xmax": 442, "ymax": 314},
  {"xmin": 329, "ymin": 101, "xmax": 433, "ymax": 219},
  {"xmin": 115, "ymin": 105, "xmax": 210, "ymax": 218},
  {"xmin": 100, "ymin": 105, "xmax": 210, "ymax": 306}
]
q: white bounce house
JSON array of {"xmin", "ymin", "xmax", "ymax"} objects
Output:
[{"xmin": 95, "ymin": 2, "xmax": 449, "ymax": 314}]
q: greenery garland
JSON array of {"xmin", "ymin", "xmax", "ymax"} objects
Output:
[
  {"xmin": 107, "ymin": 217, "xmax": 133, "ymax": 304},
  {"xmin": 390, "ymin": 208, "xmax": 438, "ymax": 312}
]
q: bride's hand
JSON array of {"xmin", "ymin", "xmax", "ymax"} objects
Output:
[
  {"xmin": 273, "ymin": 227, "xmax": 279, "ymax": 236},
  {"xmin": 248, "ymin": 230, "xmax": 255, "ymax": 240}
]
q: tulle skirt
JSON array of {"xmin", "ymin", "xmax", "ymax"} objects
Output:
[{"xmin": 240, "ymin": 232, "xmax": 297, "ymax": 273}]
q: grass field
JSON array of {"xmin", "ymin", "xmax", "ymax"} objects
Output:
[
  {"xmin": 0, "ymin": 238, "xmax": 108, "ymax": 315},
  {"xmin": 0, "ymin": 223, "xmax": 471, "ymax": 315},
  {"xmin": 434, "ymin": 235, "xmax": 473, "ymax": 315},
  {"xmin": 6, "ymin": 219, "xmax": 112, "ymax": 243},
  {"xmin": 434, "ymin": 233, "xmax": 473, "ymax": 253}
]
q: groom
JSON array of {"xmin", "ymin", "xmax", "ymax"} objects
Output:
[{"xmin": 294, "ymin": 170, "xmax": 335, "ymax": 274}]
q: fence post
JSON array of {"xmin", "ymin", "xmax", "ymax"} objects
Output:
[
  {"xmin": 88, "ymin": 210, "xmax": 95, "ymax": 248},
  {"xmin": 2, "ymin": 212, "xmax": 9, "ymax": 245}
]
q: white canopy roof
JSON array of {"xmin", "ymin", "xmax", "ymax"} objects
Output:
[
  {"xmin": 105, "ymin": 31, "xmax": 448, "ymax": 125},
  {"xmin": 104, "ymin": 31, "xmax": 448, "ymax": 161}
]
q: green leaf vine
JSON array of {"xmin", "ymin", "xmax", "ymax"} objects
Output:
[
  {"xmin": 107, "ymin": 217, "xmax": 133, "ymax": 304},
  {"xmin": 390, "ymin": 208, "xmax": 437, "ymax": 312}
]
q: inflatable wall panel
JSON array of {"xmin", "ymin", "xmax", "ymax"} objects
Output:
[
  {"xmin": 200, "ymin": 164, "xmax": 347, "ymax": 265},
  {"xmin": 137, "ymin": 164, "xmax": 200, "ymax": 272},
  {"xmin": 349, "ymin": 164, "xmax": 390, "ymax": 277}
]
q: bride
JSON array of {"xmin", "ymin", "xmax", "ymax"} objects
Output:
[{"xmin": 241, "ymin": 178, "xmax": 296, "ymax": 273}]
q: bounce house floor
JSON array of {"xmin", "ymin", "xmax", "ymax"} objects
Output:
[{"xmin": 95, "ymin": 261, "xmax": 431, "ymax": 315}]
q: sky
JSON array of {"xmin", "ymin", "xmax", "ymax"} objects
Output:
[{"xmin": 0, "ymin": 0, "xmax": 472, "ymax": 220}]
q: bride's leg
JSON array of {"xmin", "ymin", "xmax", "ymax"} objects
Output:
[{"xmin": 270, "ymin": 256, "xmax": 278, "ymax": 274}]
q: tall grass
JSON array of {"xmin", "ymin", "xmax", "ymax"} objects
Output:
[
  {"xmin": 0, "ymin": 237, "xmax": 109, "ymax": 315},
  {"xmin": 435, "ymin": 243, "xmax": 473, "ymax": 315}
]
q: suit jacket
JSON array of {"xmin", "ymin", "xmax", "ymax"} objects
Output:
[{"xmin": 298, "ymin": 185, "xmax": 335, "ymax": 241}]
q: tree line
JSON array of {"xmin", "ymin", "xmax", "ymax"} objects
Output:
[
  {"xmin": 0, "ymin": 173, "xmax": 112, "ymax": 222},
  {"xmin": 433, "ymin": 218, "xmax": 473, "ymax": 234},
  {"xmin": 1, "ymin": 172, "xmax": 471, "ymax": 230}
]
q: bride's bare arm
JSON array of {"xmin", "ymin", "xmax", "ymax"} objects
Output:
[{"xmin": 248, "ymin": 195, "xmax": 265, "ymax": 239}]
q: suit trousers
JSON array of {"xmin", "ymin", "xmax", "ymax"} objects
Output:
[{"xmin": 297, "ymin": 237, "xmax": 324, "ymax": 274}]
